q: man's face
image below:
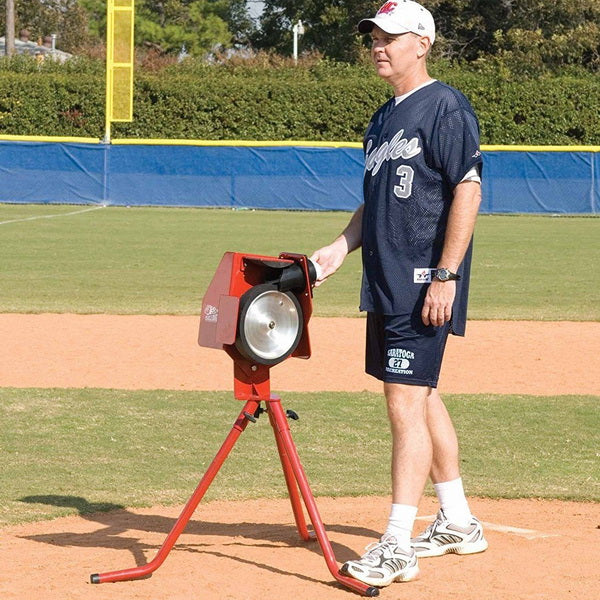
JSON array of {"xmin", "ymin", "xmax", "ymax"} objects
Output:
[{"xmin": 370, "ymin": 25, "xmax": 425, "ymax": 83}]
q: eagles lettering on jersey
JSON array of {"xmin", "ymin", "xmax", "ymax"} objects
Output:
[
  {"xmin": 359, "ymin": 81, "xmax": 483, "ymax": 336},
  {"xmin": 364, "ymin": 129, "xmax": 422, "ymax": 176}
]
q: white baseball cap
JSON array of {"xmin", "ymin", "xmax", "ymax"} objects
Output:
[{"xmin": 358, "ymin": 1, "xmax": 436, "ymax": 44}]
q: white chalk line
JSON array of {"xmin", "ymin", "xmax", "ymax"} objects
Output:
[
  {"xmin": 415, "ymin": 514, "xmax": 560, "ymax": 540},
  {"xmin": 0, "ymin": 205, "xmax": 106, "ymax": 226}
]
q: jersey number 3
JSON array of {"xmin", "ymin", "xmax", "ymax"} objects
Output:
[{"xmin": 394, "ymin": 165, "xmax": 414, "ymax": 199}]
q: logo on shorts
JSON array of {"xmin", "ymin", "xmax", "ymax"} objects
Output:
[
  {"xmin": 203, "ymin": 304, "xmax": 218, "ymax": 322},
  {"xmin": 386, "ymin": 348, "xmax": 414, "ymax": 375}
]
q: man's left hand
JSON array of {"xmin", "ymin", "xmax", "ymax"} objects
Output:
[{"xmin": 422, "ymin": 280, "xmax": 456, "ymax": 327}]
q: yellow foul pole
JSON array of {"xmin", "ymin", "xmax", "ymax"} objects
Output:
[{"xmin": 104, "ymin": 0, "xmax": 135, "ymax": 142}]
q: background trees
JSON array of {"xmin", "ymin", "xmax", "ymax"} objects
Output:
[
  {"xmin": 1, "ymin": 0, "xmax": 254, "ymax": 56},
  {"xmin": 1, "ymin": 0, "xmax": 598, "ymax": 71},
  {"xmin": 427, "ymin": 0, "xmax": 600, "ymax": 70},
  {"xmin": 253, "ymin": 0, "xmax": 599, "ymax": 70},
  {"xmin": 134, "ymin": 0, "xmax": 232, "ymax": 55},
  {"xmin": 251, "ymin": 0, "xmax": 375, "ymax": 62},
  {"xmin": 0, "ymin": 0, "xmax": 91, "ymax": 53}
]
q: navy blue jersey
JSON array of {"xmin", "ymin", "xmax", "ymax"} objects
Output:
[{"xmin": 359, "ymin": 80, "xmax": 482, "ymax": 336}]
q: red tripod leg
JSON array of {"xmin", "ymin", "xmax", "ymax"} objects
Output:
[
  {"xmin": 90, "ymin": 399, "xmax": 261, "ymax": 584},
  {"xmin": 267, "ymin": 398, "xmax": 379, "ymax": 598},
  {"xmin": 267, "ymin": 401, "xmax": 313, "ymax": 542}
]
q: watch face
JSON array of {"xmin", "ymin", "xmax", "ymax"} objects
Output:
[{"xmin": 437, "ymin": 268, "xmax": 450, "ymax": 281}]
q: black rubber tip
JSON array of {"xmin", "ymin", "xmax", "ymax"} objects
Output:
[
  {"xmin": 366, "ymin": 586, "xmax": 379, "ymax": 597},
  {"xmin": 90, "ymin": 574, "xmax": 100, "ymax": 584}
]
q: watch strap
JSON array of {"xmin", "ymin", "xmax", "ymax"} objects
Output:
[{"xmin": 433, "ymin": 268, "xmax": 461, "ymax": 281}]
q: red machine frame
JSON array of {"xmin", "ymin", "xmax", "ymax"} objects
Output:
[{"xmin": 90, "ymin": 252, "xmax": 378, "ymax": 597}]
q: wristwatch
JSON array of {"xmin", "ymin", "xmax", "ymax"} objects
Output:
[{"xmin": 433, "ymin": 268, "xmax": 461, "ymax": 282}]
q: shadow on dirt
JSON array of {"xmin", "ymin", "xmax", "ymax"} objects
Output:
[{"xmin": 18, "ymin": 494, "xmax": 380, "ymax": 588}]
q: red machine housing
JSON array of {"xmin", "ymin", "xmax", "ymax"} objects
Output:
[{"xmin": 198, "ymin": 251, "xmax": 314, "ymax": 401}]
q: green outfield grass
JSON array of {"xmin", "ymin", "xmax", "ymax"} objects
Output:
[
  {"xmin": 1, "ymin": 205, "xmax": 598, "ymax": 527},
  {"xmin": 1, "ymin": 388, "xmax": 598, "ymax": 526},
  {"xmin": 1, "ymin": 204, "xmax": 599, "ymax": 319}
]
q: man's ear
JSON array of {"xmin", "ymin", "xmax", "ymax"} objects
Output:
[{"xmin": 417, "ymin": 36, "xmax": 431, "ymax": 58}]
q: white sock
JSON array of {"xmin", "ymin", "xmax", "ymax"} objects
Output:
[
  {"xmin": 384, "ymin": 503, "xmax": 418, "ymax": 549},
  {"xmin": 434, "ymin": 478, "xmax": 472, "ymax": 526}
]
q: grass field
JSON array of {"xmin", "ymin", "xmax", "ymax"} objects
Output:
[
  {"xmin": 1, "ymin": 388, "xmax": 598, "ymax": 526},
  {"xmin": 1, "ymin": 203, "xmax": 599, "ymax": 527},
  {"xmin": 1, "ymin": 204, "xmax": 599, "ymax": 319}
]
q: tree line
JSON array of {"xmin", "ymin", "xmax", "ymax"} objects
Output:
[{"xmin": 1, "ymin": 1, "xmax": 598, "ymax": 72}]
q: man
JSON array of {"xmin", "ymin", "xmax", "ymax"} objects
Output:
[{"xmin": 311, "ymin": 0, "xmax": 488, "ymax": 588}]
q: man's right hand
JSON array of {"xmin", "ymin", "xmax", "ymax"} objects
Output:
[
  {"xmin": 310, "ymin": 238, "xmax": 349, "ymax": 287},
  {"xmin": 310, "ymin": 203, "xmax": 364, "ymax": 287}
]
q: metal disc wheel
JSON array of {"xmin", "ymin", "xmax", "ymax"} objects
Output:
[{"xmin": 236, "ymin": 283, "xmax": 303, "ymax": 366}]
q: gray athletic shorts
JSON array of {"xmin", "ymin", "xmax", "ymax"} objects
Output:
[{"xmin": 365, "ymin": 312, "xmax": 451, "ymax": 388}]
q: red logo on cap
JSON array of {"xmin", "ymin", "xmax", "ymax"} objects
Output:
[{"xmin": 377, "ymin": 2, "xmax": 398, "ymax": 16}]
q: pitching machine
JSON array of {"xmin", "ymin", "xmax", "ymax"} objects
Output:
[{"xmin": 90, "ymin": 251, "xmax": 378, "ymax": 597}]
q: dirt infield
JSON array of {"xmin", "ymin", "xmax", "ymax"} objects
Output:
[
  {"xmin": 2, "ymin": 496, "xmax": 597, "ymax": 600},
  {"xmin": 1, "ymin": 314, "xmax": 599, "ymax": 395},
  {"xmin": 1, "ymin": 315, "xmax": 599, "ymax": 600}
]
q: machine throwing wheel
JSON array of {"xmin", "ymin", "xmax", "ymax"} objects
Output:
[{"xmin": 235, "ymin": 283, "xmax": 303, "ymax": 366}]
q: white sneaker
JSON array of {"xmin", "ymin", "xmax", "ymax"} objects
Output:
[
  {"xmin": 340, "ymin": 534, "xmax": 419, "ymax": 587},
  {"xmin": 411, "ymin": 509, "xmax": 488, "ymax": 558}
]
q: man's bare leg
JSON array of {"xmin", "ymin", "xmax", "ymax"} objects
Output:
[
  {"xmin": 423, "ymin": 388, "xmax": 471, "ymax": 524},
  {"xmin": 426, "ymin": 388, "xmax": 460, "ymax": 484},
  {"xmin": 380, "ymin": 382, "xmax": 432, "ymax": 550},
  {"xmin": 385, "ymin": 382, "xmax": 433, "ymax": 506}
]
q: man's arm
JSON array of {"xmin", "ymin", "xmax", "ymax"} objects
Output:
[
  {"xmin": 311, "ymin": 203, "xmax": 364, "ymax": 286},
  {"xmin": 422, "ymin": 181, "xmax": 481, "ymax": 327}
]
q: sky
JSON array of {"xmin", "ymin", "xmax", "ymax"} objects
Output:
[{"xmin": 247, "ymin": 0, "xmax": 265, "ymax": 20}]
